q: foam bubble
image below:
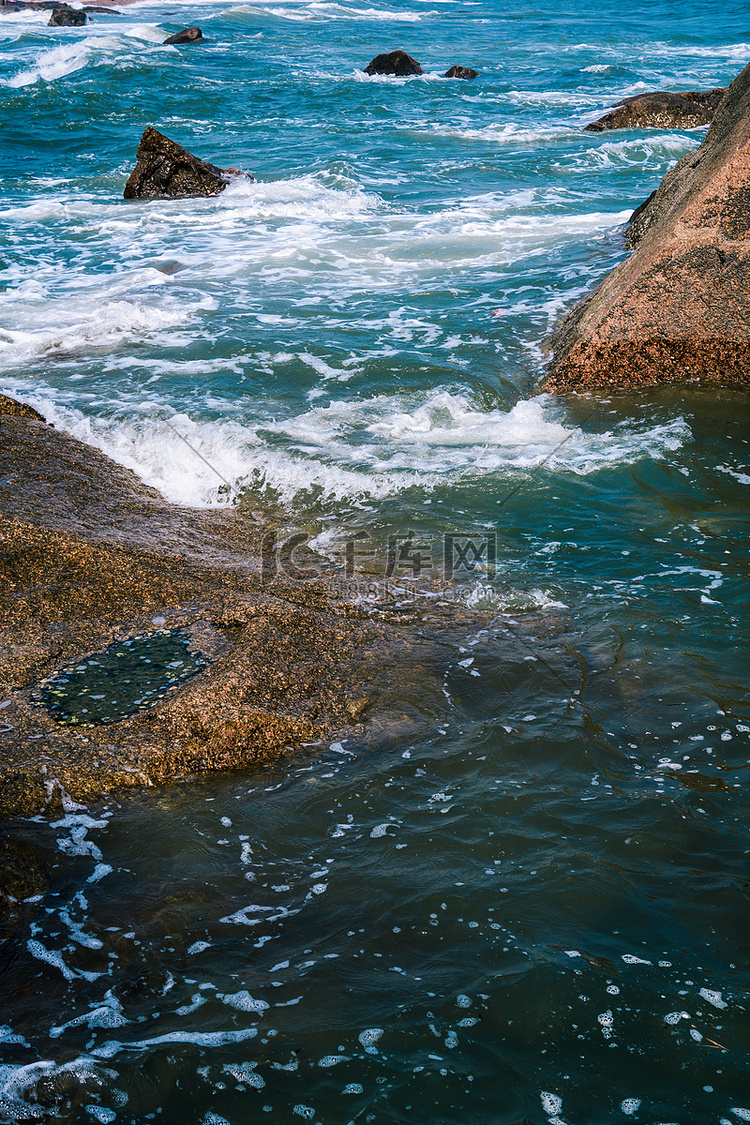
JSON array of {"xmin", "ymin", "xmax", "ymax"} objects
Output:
[
  {"xmin": 540, "ymin": 1091, "xmax": 562, "ymax": 1115},
  {"xmin": 699, "ymin": 987, "xmax": 727, "ymax": 1009},
  {"xmin": 93, "ymin": 1028, "xmax": 259, "ymax": 1057},
  {"xmin": 222, "ymin": 990, "xmax": 270, "ymax": 1014},
  {"xmin": 358, "ymin": 1027, "xmax": 384, "ymax": 1053}
]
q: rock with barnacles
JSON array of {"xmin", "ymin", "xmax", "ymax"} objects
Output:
[
  {"xmin": 584, "ymin": 88, "xmax": 726, "ymax": 131},
  {"xmin": 544, "ymin": 63, "xmax": 750, "ymax": 391}
]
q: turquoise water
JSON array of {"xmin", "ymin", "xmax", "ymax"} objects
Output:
[{"xmin": 1, "ymin": 0, "xmax": 750, "ymax": 1121}]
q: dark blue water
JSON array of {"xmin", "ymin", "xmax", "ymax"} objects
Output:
[{"xmin": 1, "ymin": 0, "xmax": 749, "ymax": 1121}]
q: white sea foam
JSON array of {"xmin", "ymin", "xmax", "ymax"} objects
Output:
[
  {"xmin": 92, "ymin": 1027, "xmax": 260, "ymax": 1058},
  {"xmin": 540, "ymin": 1091, "xmax": 563, "ymax": 1115},
  {"xmin": 358, "ymin": 1027, "xmax": 383, "ymax": 1053},
  {"xmin": 26, "ymin": 939, "xmax": 101, "ymax": 983},
  {"xmin": 0, "ymin": 291, "xmax": 212, "ymax": 370},
  {"xmin": 573, "ymin": 134, "xmax": 700, "ymax": 170},
  {"xmin": 6, "ymin": 41, "xmax": 90, "ymax": 87},
  {"xmin": 503, "ymin": 89, "xmax": 600, "ymax": 107},
  {"xmin": 9, "ymin": 385, "xmax": 689, "ymax": 509},
  {"xmin": 0, "ymin": 1059, "xmax": 105, "ymax": 1117},
  {"xmin": 221, "ymin": 990, "xmax": 270, "ymax": 1013},
  {"xmin": 51, "ymin": 993, "xmax": 127, "ymax": 1039},
  {"xmin": 427, "ymin": 121, "xmax": 577, "ymax": 146},
  {"xmin": 213, "ymin": 0, "xmax": 421, "ymax": 20}
]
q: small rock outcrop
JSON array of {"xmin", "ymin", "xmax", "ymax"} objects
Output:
[
  {"xmin": 124, "ymin": 126, "xmax": 249, "ymax": 200},
  {"xmin": 364, "ymin": 49, "xmax": 423, "ymax": 77},
  {"xmin": 544, "ymin": 63, "xmax": 750, "ymax": 391},
  {"xmin": 585, "ymin": 88, "xmax": 727, "ymax": 131},
  {"xmin": 164, "ymin": 26, "xmax": 203, "ymax": 45},
  {"xmin": 443, "ymin": 65, "xmax": 478, "ymax": 80},
  {"xmin": 48, "ymin": 4, "xmax": 86, "ymax": 24}
]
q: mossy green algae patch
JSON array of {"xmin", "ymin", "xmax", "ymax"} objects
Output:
[{"xmin": 34, "ymin": 630, "xmax": 207, "ymax": 727}]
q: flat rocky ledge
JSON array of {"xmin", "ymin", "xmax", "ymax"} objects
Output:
[{"xmin": 0, "ymin": 399, "xmax": 563, "ymax": 821}]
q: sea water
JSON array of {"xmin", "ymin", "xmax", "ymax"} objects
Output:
[{"xmin": 0, "ymin": 0, "xmax": 749, "ymax": 1121}]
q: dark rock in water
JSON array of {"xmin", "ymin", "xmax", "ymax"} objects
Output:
[
  {"xmin": 443, "ymin": 65, "xmax": 478, "ymax": 80},
  {"xmin": 544, "ymin": 64, "xmax": 750, "ymax": 391},
  {"xmin": 84, "ymin": 5, "xmax": 120, "ymax": 12},
  {"xmin": 584, "ymin": 88, "xmax": 726, "ymax": 131},
  {"xmin": 364, "ymin": 49, "xmax": 423, "ymax": 77},
  {"xmin": 164, "ymin": 26, "xmax": 203, "ymax": 45},
  {"xmin": 124, "ymin": 126, "xmax": 247, "ymax": 200},
  {"xmin": 48, "ymin": 4, "xmax": 86, "ymax": 24}
]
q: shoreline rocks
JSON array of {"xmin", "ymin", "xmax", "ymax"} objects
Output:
[
  {"xmin": 544, "ymin": 62, "xmax": 750, "ymax": 392},
  {"xmin": 0, "ymin": 398, "xmax": 521, "ymax": 820},
  {"xmin": 164, "ymin": 26, "xmax": 202, "ymax": 45},
  {"xmin": 584, "ymin": 88, "xmax": 727, "ymax": 131},
  {"xmin": 124, "ymin": 126, "xmax": 252, "ymax": 200}
]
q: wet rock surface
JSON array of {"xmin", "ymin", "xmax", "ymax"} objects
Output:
[
  {"xmin": 364, "ymin": 49, "xmax": 423, "ymax": 76},
  {"xmin": 48, "ymin": 4, "xmax": 86, "ymax": 24},
  {"xmin": 544, "ymin": 62, "xmax": 750, "ymax": 391},
  {"xmin": 0, "ymin": 402, "xmax": 515, "ymax": 819},
  {"xmin": 584, "ymin": 88, "xmax": 726, "ymax": 131},
  {"xmin": 123, "ymin": 126, "xmax": 248, "ymax": 201},
  {"xmin": 443, "ymin": 65, "xmax": 478, "ymax": 79},
  {"xmin": 164, "ymin": 26, "xmax": 203, "ymax": 45},
  {"xmin": 0, "ymin": 394, "xmax": 45, "ymax": 421}
]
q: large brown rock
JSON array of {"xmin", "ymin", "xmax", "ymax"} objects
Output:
[
  {"xmin": 364, "ymin": 49, "xmax": 423, "ymax": 77},
  {"xmin": 124, "ymin": 126, "xmax": 245, "ymax": 201},
  {"xmin": 584, "ymin": 88, "xmax": 726, "ymax": 131},
  {"xmin": 544, "ymin": 62, "xmax": 750, "ymax": 391}
]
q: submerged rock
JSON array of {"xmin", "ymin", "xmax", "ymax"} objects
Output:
[
  {"xmin": 364, "ymin": 49, "xmax": 423, "ymax": 77},
  {"xmin": 443, "ymin": 65, "xmax": 478, "ymax": 80},
  {"xmin": 164, "ymin": 26, "xmax": 203, "ymax": 45},
  {"xmin": 585, "ymin": 88, "xmax": 727, "ymax": 131},
  {"xmin": 48, "ymin": 4, "xmax": 86, "ymax": 24},
  {"xmin": 123, "ymin": 126, "xmax": 250, "ymax": 200},
  {"xmin": 544, "ymin": 63, "xmax": 750, "ymax": 391}
]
